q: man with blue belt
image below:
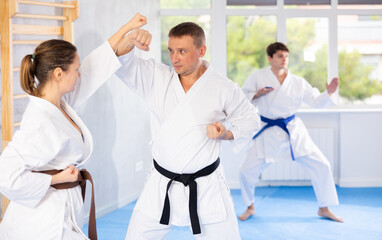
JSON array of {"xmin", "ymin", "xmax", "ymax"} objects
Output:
[{"xmin": 238, "ymin": 42, "xmax": 343, "ymax": 222}]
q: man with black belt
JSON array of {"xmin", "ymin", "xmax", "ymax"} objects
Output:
[
  {"xmin": 114, "ymin": 21, "xmax": 259, "ymax": 239},
  {"xmin": 238, "ymin": 42, "xmax": 343, "ymax": 223}
]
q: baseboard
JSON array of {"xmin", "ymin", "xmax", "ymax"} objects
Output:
[
  {"xmin": 83, "ymin": 190, "xmax": 141, "ymax": 223},
  {"xmin": 229, "ymin": 180, "xmax": 312, "ymax": 189},
  {"xmin": 339, "ymin": 178, "xmax": 382, "ymax": 187}
]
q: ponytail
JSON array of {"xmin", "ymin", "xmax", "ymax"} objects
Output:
[
  {"xmin": 20, "ymin": 54, "xmax": 38, "ymax": 96},
  {"xmin": 19, "ymin": 39, "xmax": 77, "ymax": 97}
]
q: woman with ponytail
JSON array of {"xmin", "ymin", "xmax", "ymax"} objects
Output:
[{"xmin": 0, "ymin": 13, "xmax": 148, "ymax": 240}]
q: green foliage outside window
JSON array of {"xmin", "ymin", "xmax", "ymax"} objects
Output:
[
  {"xmin": 226, "ymin": 17, "xmax": 382, "ymax": 101},
  {"xmin": 227, "ymin": 16, "xmax": 276, "ymax": 86}
]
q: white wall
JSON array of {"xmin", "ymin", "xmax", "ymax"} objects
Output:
[
  {"xmin": 339, "ymin": 111, "xmax": 382, "ymax": 187},
  {"xmin": 221, "ymin": 109, "xmax": 382, "ymax": 189},
  {"xmin": 73, "ymin": 0, "xmax": 160, "ymax": 218}
]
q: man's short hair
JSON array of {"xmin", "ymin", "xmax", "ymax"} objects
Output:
[
  {"xmin": 168, "ymin": 22, "xmax": 206, "ymax": 48},
  {"xmin": 266, "ymin": 42, "xmax": 289, "ymax": 58}
]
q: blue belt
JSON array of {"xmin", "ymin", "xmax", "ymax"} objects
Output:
[{"xmin": 253, "ymin": 115, "xmax": 296, "ymax": 160}]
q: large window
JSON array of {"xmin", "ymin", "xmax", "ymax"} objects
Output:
[
  {"xmin": 338, "ymin": 15, "xmax": 382, "ymax": 104},
  {"xmin": 287, "ymin": 18, "xmax": 329, "ymax": 91},
  {"xmin": 160, "ymin": 0, "xmax": 382, "ymax": 106},
  {"xmin": 227, "ymin": 16, "xmax": 276, "ymax": 86}
]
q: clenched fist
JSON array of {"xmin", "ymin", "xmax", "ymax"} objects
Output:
[
  {"xmin": 207, "ymin": 122, "xmax": 227, "ymax": 139},
  {"xmin": 51, "ymin": 165, "xmax": 79, "ymax": 185},
  {"xmin": 126, "ymin": 13, "xmax": 147, "ymax": 31}
]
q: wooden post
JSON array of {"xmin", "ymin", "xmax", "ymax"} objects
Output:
[
  {"xmin": 63, "ymin": 1, "xmax": 79, "ymax": 42},
  {"xmin": 0, "ymin": 0, "xmax": 15, "ymax": 221}
]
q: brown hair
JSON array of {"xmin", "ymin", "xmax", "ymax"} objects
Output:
[
  {"xmin": 168, "ymin": 22, "xmax": 205, "ymax": 48},
  {"xmin": 266, "ymin": 42, "xmax": 289, "ymax": 58},
  {"xmin": 20, "ymin": 39, "xmax": 77, "ymax": 96}
]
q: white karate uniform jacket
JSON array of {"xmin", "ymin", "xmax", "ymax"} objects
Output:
[
  {"xmin": 0, "ymin": 41, "xmax": 121, "ymax": 240},
  {"xmin": 242, "ymin": 67, "xmax": 339, "ymax": 162},
  {"xmin": 116, "ymin": 51, "xmax": 259, "ymax": 226}
]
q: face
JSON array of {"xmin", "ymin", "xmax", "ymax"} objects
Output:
[
  {"xmin": 60, "ymin": 53, "xmax": 80, "ymax": 93},
  {"xmin": 268, "ymin": 50, "xmax": 289, "ymax": 70},
  {"xmin": 168, "ymin": 35, "xmax": 206, "ymax": 76}
]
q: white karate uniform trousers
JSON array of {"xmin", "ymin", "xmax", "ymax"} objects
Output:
[
  {"xmin": 125, "ymin": 175, "xmax": 241, "ymax": 240},
  {"xmin": 239, "ymin": 142, "xmax": 339, "ymax": 208}
]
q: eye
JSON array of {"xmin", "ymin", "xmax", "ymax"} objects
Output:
[
  {"xmin": 180, "ymin": 50, "xmax": 185, "ymax": 54},
  {"xmin": 168, "ymin": 49, "xmax": 174, "ymax": 53}
]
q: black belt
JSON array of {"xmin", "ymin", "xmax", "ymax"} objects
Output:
[{"xmin": 153, "ymin": 158, "xmax": 220, "ymax": 235}]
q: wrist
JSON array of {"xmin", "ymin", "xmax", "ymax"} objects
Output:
[{"xmin": 51, "ymin": 174, "xmax": 58, "ymax": 185}]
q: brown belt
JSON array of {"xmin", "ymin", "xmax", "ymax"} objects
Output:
[{"xmin": 35, "ymin": 169, "xmax": 97, "ymax": 240}]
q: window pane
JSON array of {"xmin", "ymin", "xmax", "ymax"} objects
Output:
[
  {"xmin": 339, "ymin": 0, "xmax": 382, "ymax": 4},
  {"xmin": 285, "ymin": 0, "xmax": 330, "ymax": 4},
  {"xmin": 226, "ymin": 16, "xmax": 277, "ymax": 86},
  {"xmin": 338, "ymin": 15, "xmax": 382, "ymax": 105},
  {"xmin": 338, "ymin": 0, "xmax": 382, "ymax": 9},
  {"xmin": 161, "ymin": 16, "xmax": 211, "ymax": 66},
  {"xmin": 160, "ymin": 0, "xmax": 210, "ymax": 9},
  {"xmin": 227, "ymin": 0, "xmax": 276, "ymax": 9},
  {"xmin": 285, "ymin": 0, "xmax": 331, "ymax": 9},
  {"xmin": 286, "ymin": 18, "xmax": 329, "ymax": 92}
]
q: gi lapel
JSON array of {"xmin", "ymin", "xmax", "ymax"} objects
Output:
[
  {"xmin": 154, "ymin": 64, "xmax": 213, "ymax": 144},
  {"xmin": 267, "ymin": 68, "xmax": 292, "ymax": 113}
]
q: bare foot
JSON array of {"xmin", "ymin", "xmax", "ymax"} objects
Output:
[
  {"xmin": 318, "ymin": 207, "xmax": 344, "ymax": 222},
  {"xmin": 239, "ymin": 204, "xmax": 255, "ymax": 221}
]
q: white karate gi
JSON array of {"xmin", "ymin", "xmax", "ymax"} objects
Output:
[
  {"xmin": 0, "ymin": 41, "xmax": 121, "ymax": 240},
  {"xmin": 116, "ymin": 50, "xmax": 259, "ymax": 239},
  {"xmin": 240, "ymin": 67, "xmax": 339, "ymax": 208}
]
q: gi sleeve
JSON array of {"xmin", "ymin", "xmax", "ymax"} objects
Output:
[
  {"xmin": 64, "ymin": 41, "xmax": 122, "ymax": 109},
  {"xmin": 0, "ymin": 121, "xmax": 65, "ymax": 208},
  {"xmin": 224, "ymin": 82, "xmax": 261, "ymax": 152},
  {"xmin": 242, "ymin": 71, "xmax": 260, "ymax": 106},
  {"xmin": 302, "ymin": 79, "xmax": 340, "ymax": 108},
  {"xmin": 115, "ymin": 49, "xmax": 158, "ymax": 100}
]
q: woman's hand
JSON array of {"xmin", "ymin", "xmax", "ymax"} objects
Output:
[
  {"xmin": 51, "ymin": 165, "xmax": 79, "ymax": 185},
  {"xmin": 109, "ymin": 13, "xmax": 148, "ymax": 54},
  {"xmin": 125, "ymin": 13, "xmax": 147, "ymax": 31}
]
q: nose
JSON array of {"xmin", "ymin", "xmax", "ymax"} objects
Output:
[{"xmin": 171, "ymin": 52, "xmax": 179, "ymax": 63}]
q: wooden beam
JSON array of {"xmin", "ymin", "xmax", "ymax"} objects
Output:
[
  {"xmin": 14, "ymin": 94, "xmax": 28, "ymax": 99},
  {"xmin": 13, "ymin": 40, "xmax": 44, "ymax": 45},
  {"xmin": 18, "ymin": 0, "xmax": 76, "ymax": 9},
  {"xmin": 14, "ymin": 13, "xmax": 68, "ymax": 21},
  {"xmin": 12, "ymin": 24, "xmax": 64, "ymax": 35},
  {"xmin": 9, "ymin": 0, "xmax": 18, "ymax": 17},
  {"xmin": 0, "ymin": 0, "xmax": 14, "ymax": 221},
  {"xmin": 63, "ymin": 1, "xmax": 79, "ymax": 43}
]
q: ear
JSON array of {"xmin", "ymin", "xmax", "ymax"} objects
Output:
[
  {"xmin": 267, "ymin": 55, "xmax": 272, "ymax": 63},
  {"xmin": 199, "ymin": 45, "xmax": 207, "ymax": 57},
  {"xmin": 52, "ymin": 67, "xmax": 63, "ymax": 82}
]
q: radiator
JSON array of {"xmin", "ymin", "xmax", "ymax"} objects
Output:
[{"xmin": 261, "ymin": 128, "xmax": 335, "ymax": 181}]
